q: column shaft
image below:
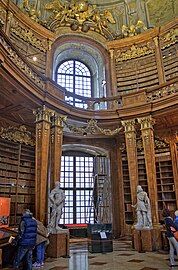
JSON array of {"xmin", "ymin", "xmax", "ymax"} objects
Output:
[
  {"xmin": 122, "ymin": 120, "xmax": 138, "ymax": 204},
  {"xmin": 50, "ymin": 114, "xmax": 64, "ymax": 189},
  {"xmin": 153, "ymin": 37, "xmax": 166, "ymax": 84},
  {"xmin": 34, "ymin": 106, "xmax": 51, "ymax": 223},
  {"xmin": 138, "ymin": 116, "xmax": 159, "ymax": 224}
]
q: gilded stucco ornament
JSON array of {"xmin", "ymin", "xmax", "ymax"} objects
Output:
[
  {"xmin": 154, "ymin": 137, "xmax": 169, "ymax": 149},
  {"xmin": 0, "ymin": 126, "xmax": 35, "ymax": 146},
  {"xmin": 116, "ymin": 44, "xmax": 154, "ymax": 61},
  {"xmin": 44, "ymin": 0, "xmax": 116, "ymax": 39},
  {"xmin": 2, "ymin": 40, "xmax": 45, "ymax": 88},
  {"xmin": 19, "ymin": 0, "xmax": 40, "ymax": 22},
  {"xmin": 161, "ymin": 28, "xmax": 178, "ymax": 49},
  {"xmin": 63, "ymin": 118, "xmax": 122, "ymax": 136},
  {"xmin": 147, "ymin": 83, "xmax": 177, "ymax": 102},
  {"xmin": 10, "ymin": 18, "xmax": 49, "ymax": 52},
  {"xmin": 0, "ymin": 5, "xmax": 6, "ymax": 27},
  {"xmin": 121, "ymin": 20, "xmax": 147, "ymax": 38}
]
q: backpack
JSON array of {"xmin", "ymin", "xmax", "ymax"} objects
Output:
[{"xmin": 170, "ymin": 226, "xmax": 178, "ymax": 241}]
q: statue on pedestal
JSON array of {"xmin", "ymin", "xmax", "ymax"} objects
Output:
[
  {"xmin": 48, "ymin": 181, "xmax": 65, "ymax": 233},
  {"xmin": 132, "ymin": 185, "xmax": 152, "ymax": 229}
]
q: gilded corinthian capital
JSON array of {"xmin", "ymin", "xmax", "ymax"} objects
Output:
[
  {"xmin": 33, "ymin": 105, "xmax": 53, "ymax": 123},
  {"xmin": 51, "ymin": 113, "xmax": 67, "ymax": 128},
  {"xmin": 121, "ymin": 119, "xmax": 136, "ymax": 133},
  {"xmin": 137, "ymin": 116, "xmax": 155, "ymax": 130}
]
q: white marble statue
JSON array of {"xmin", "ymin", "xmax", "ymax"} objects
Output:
[
  {"xmin": 48, "ymin": 181, "xmax": 65, "ymax": 233},
  {"xmin": 132, "ymin": 185, "xmax": 152, "ymax": 229}
]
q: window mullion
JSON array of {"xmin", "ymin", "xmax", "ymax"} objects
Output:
[{"xmin": 73, "ymin": 156, "xmax": 76, "ymax": 224}]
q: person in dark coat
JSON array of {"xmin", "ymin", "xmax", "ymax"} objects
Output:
[
  {"xmin": 32, "ymin": 219, "xmax": 49, "ymax": 268},
  {"xmin": 13, "ymin": 209, "xmax": 37, "ymax": 270},
  {"xmin": 162, "ymin": 208, "xmax": 178, "ymax": 267}
]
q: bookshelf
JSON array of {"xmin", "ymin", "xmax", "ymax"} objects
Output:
[
  {"xmin": 156, "ymin": 156, "xmax": 176, "ymax": 220},
  {"xmin": 0, "ymin": 138, "xmax": 35, "ymax": 225},
  {"xmin": 116, "ymin": 54, "xmax": 159, "ymax": 94},
  {"xmin": 122, "ymin": 156, "xmax": 133, "ymax": 224},
  {"xmin": 162, "ymin": 44, "xmax": 178, "ymax": 81},
  {"xmin": 138, "ymin": 156, "xmax": 148, "ymax": 193}
]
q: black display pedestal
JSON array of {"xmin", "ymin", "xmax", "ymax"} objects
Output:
[{"xmin": 87, "ymin": 223, "xmax": 113, "ymax": 253}]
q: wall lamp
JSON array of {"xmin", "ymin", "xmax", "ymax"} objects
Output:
[{"xmin": 25, "ymin": 52, "xmax": 41, "ymax": 62}]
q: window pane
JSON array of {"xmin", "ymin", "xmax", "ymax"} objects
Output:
[
  {"xmin": 60, "ymin": 155, "xmax": 94, "ymax": 224},
  {"xmin": 56, "ymin": 60, "xmax": 92, "ymax": 107}
]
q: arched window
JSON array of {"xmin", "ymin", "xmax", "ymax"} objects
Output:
[{"xmin": 56, "ymin": 60, "xmax": 92, "ymax": 109}]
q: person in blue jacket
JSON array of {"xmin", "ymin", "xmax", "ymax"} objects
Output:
[
  {"xmin": 174, "ymin": 210, "xmax": 178, "ymax": 226},
  {"xmin": 13, "ymin": 209, "xmax": 37, "ymax": 270},
  {"xmin": 162, "ymin": 208, "xmax": 178, "ymax": 267}
]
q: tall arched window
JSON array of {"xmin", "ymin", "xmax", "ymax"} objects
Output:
[{"xmin": 56, "ymin": 60, "xmax": 92, "ymax": 109}]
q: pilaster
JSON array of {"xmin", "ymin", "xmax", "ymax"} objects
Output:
[
  {"xmin": 153, "ymin": 37, "xmax": 166, "ymax": 84},
  {"xmin": 34, "ymin": 105, "xmax": 52, "ymax": 223},
  {"xmin": 109, "ymin": 49, "xmax": 117, "ymax": 96},
  {"xmin": 137, "ymin": 115, "xmax": 159, "ymax": 225},
  {"xmin": 121, "ymin": 119, "xmax": 138, "ymax": 204},
  {"xmin": 165, "ymin": 135, "xmax": 178, "ymax": 208}
]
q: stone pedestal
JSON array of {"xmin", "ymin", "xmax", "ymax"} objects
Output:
[
  {"xmin": 47, "ymin": 229, "xmax": 69, "ymax": 258},
  {"xmin": 132, "ymin": 226, "xmax": 162, "ymax": 252}
]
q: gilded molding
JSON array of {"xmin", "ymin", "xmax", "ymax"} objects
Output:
[
  {"xmin": 153, "ymin": 37, "xmax": 159, "ymax": 48},
  {"xmin": 137, "ymin": 116, "xmax": 155, "ymax": 130},
  {"xmin": 7, "ymin": 11, "xmax": 13, "ymax": 23},
  {"xmin": 36, "ymin": 124, "xmax": 42, "ymax": 140},
  {"xmin": 154, "ymin": 137, "xmax": 169, "ymax": 149},
  {"xmin": 147, "ymin": 83, "xmax": 177, "ymax": 102},
  {"xmin": 119, "ymin": 142, "xmax": 126, "ymax": 152},
  {"xmin": 0, "ymin": 5, "xmax": 6, "ymax": 26},
  {"xmin": 63, "ymin": 118, "xmax": 122, "ymax": 136},
  {"xmin": 116, "ymin": 44, "xmax": 154, "ymax": 62},
  {"xmin": 137, "ymin": 136, "xmax": 168, "ymax": 151},
  {"xmin": 137, "ymin": 139, "xmax": 143, "ymax": 151},
  {"xmin": 33, "ymin": 105, "xmax": 53, "ymax": 123},
  {"xmin": 10, "ymin": 18, "xmax": 49, "ymax": 52},
  {"xmin": 50, "ymin": 128, "xmax": 63, "ymax": 144},
  {"xmin": 2, "ymin": 40, "xmax": 45, "ymax": 88},
  {"xmin": 161, "ymin": 28, "xmax": 178, "ymax": 49},
  {"xmin": 0, "ymin": 125, "xmax": 35, "ymax": 146}
]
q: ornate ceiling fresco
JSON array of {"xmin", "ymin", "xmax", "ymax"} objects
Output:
[{"xmin": 11, "ymin": 0, "xmax": 177, "ymax": 40}]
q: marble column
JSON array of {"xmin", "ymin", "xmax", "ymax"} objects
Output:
[
  {"xmin": 121, "ymin": 119, "xmax": 138, "ymax": 204},
  {"xmin": 50, "ymin": 114, "xmax": 65, "ymax": 189},
  {"xmin": 138, "ymin": 116, "xmax": 159, "ymax": 225},
  {"xmin": 34, "ymin": 105, "xmax": 52, "ymax": 223}
]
